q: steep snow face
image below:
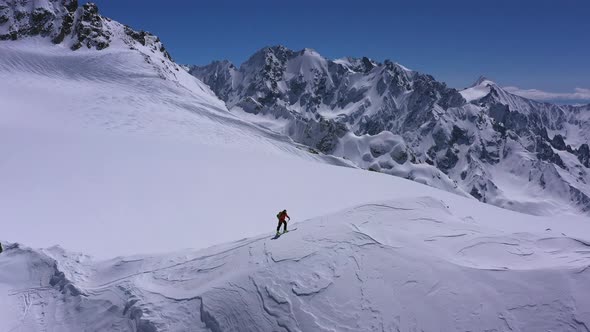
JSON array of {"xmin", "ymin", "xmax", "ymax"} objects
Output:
[
  {"xmin": 0, "ymin": 5, "xmax": 367, "ymax": 258},
  {"xmin": 2, "ymin": 196, "xmax": 590, "ymax": 331},
  {"xmin": 190, "ymin": 47, "xmax": 590, "ymax": 216},
  {"xmin": 459, "ymin": 76, "xmax": 493, "ymax": 102}
]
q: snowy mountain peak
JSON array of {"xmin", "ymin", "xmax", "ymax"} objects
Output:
[
  {"xmin": 0, "ymin": 0, "xmax": 172, "ymax": 59},
  {"xmin": 0, "ymin": 0, "xmax": 76, "ymax": 42},
  {"xmin": 472, "ymin": 75, "xmax": 496, "ymax": 87},
  {"xmin": 250, "ymin": 44, "xmax": 292, "ymax": 61},
  {"xmin": 300, "ymin": 47, "xmax": 320, "ymax": 55},
  {"xmin": 199, "ymin": 59, "xmax": 236, "ymax": 71},
  {"xmin": 334, "ymin": 56, "xmax": 379, "ymax": 73},
  {"xmin": 461, "ymin": 78, "xmax": 493, "ymax": 102}
]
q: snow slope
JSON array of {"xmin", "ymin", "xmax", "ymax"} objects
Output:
[
  {"xmin": 459, "ymin": 76, "xmax": 493, "ymax": 102},
  {"xmin": 0, "ymin": 38, "xmax": 376, "ymax": 258},
  {"xmin": 2, "ymin": 2, "xmax": 590, "ymax": 331},
  {"xmin": 3, "ymin": 41, "xmax": 589, "ymax": 332},
  {"xmin": 2, "ymin": 195, "xmax": 590, "ymax": 331}
]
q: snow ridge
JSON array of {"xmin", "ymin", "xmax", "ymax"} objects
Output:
[{"xmin": 2, "ymin": 196, "xmax": 590, "ymax": 331}]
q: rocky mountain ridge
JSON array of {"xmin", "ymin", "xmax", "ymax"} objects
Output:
[
  {"xmin": 0, "ymin": 0, "xmax": 171, "ymax": 58},
  {"xmin": 190, "ymin": 46, "xmax": 590, "ymax": 216}
]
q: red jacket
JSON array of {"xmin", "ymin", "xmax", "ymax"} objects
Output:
[{"xmin": 278, "ymin": 211, "xmax": 290, "ymax": 222}]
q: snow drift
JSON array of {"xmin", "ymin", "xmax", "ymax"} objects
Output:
[{"xmin": 2, "ymin": 196, "xmax": 590, "ymax": 331}]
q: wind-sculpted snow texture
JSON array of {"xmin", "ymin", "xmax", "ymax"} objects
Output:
[
  {"xmin": 190, "ymin": 47, "xmax": 590, "ymax": 216},
  {"xmin": 2, "ymin": 196, "xmax": 590, "ymax": 331}
]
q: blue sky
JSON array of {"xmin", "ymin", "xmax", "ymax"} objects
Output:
[{"xmin": 88, "ymin": 0, "xmax": 590, "ymax": 102}]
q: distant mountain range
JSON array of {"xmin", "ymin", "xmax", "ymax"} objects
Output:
[{"xmin": 189, "ymin": 47, "xmax": 590, "ymax": 216}]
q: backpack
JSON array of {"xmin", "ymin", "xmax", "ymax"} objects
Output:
[{"xmin": 277, "ymin": 211, "xmax": 282, "ymax": 220}]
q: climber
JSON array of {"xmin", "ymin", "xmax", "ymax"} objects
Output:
[{"xmin": 276, "ymin": 210, "xmax": 290, "ymax": 236}]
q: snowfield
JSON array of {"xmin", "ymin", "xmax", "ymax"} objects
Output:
[
  {"xmin": 1, "ymin": 196, "xmax": 590, "ymax": 331},
  {"xmin": 0, "ymin": 39, "xmax": 364, "ymax": 258},
  {"xmin": 2, "ymin": 2, "xmax": 590, "ymax": 330}
]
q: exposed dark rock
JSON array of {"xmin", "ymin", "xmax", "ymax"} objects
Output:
[
  {"xmin": 71, "ymin": 3, "xmax": 111, "ymax": 50},
  {"xmin": 438, "ymin": 149, "xmax": 459, "ymax": 173},
  {"xmin": 536, "ymin": 138, "xmax": 566, "ymax": 169},
  {"xmin": 450, "ymin": 125, "xmax": 471, "ymax": 145},
  {"xmin": 492, "ymin": 120, "xmax": 507, "ymax": 137},
  {"xmin": 312, "ymin": 120, "xmax": 348, "ymax": 153},
  {"xmin": 29, "ymin": 8, "xmax": 53, "ymax": 36},
  {"xmin": 551, "ymin": 134, "xmax": 566, "ymax": 151},
  {"xmin": 390, "ymin": 149, "xmax": 408, "ymax": 164},
  {"xmin": 430, "ymin": 127, "xmax": 450, "ymax": 151},
  {"xmin": 1, "ymin": 0, "xmax": 172, "ymax": 60},
  {"xmin": 479, "ymin": 140, "xmax": 500, "ymax": 165},
  {"xmin": 488, "ymin": 103, "xmax": 509, "ymax": 124},
  {"xmin": 65, "ymin": 0, "xmax": 79, "ymax": 13},
  {"xmin": 52, "ymin": 11, "xmax": 74, "ymax": 44},
  {"xmin": 570, "ymin": 185, "xmax": 590, "ymax": 213},
  {"xmin": 577, "ymin": 144, "xmax": 590, "ymax": 168},
  {"xmin": 360, "ymin": 57, "xmax": 375, "ymax": 73},
  {"xmin": 125, "ymin": 26, "xmax": 147, "ymax": 45},
  {"xmin": 470, "ymin": 186, "xmax": 483, "ymax": 200}
]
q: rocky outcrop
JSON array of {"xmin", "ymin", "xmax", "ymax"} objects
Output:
[
  {"xmin": 0, "ymin": 0, "xmax": 76, "ymax": 41},
  {"xmin": 578, "ymin": 144, "xmax": 590, "ymax": 168},
  {"xmin": 71, "ymin": 2, "xmax": 110, "ymax": 50},
  {"xmin": 551, "ymin": 134, "xmax": 567, "ymax": 151},
  {"xmin": 0, "ymin": 0, "xmax": 172, "ymax": 58}
]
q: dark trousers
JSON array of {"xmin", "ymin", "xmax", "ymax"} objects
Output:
[{"xmin": 277, "ymin": 220, "xmax": 287, "ymax": 232}]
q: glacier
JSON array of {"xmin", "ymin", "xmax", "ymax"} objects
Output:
[{"xmin": 1, "ymin": 1, "xmax": 590, "ymax": 331}]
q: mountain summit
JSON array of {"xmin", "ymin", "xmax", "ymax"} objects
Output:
[
  {"xmin": 471, "ymin": 75, "xmax": 495, "ymax": 87},
  {"xmin": 0, "ymin": 0, "xmax": 171, "ymax": 58}
]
